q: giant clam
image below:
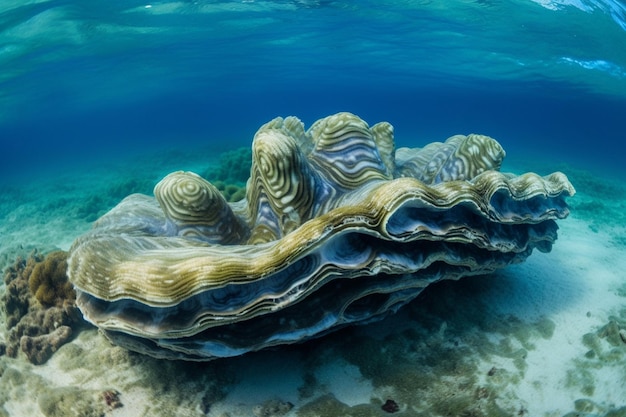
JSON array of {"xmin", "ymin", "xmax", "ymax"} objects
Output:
[{"xmin": 67, "ymin": 112, "xmax": 574, "ymax": 360}]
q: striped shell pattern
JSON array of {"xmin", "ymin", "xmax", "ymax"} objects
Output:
[{"xmin": 67, "ymin": 112, "xmax": 574, "ymax": 360}]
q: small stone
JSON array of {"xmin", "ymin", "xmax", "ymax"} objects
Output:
[
  {"xmin": 102, "ymin": 389, "xmax": 123, "ymax": 410},
  {"xmin": 619, "ymin": 329, "xmax": 626, "ymax": 344},
  {"xmin": 381, "ymin": 399, "xmax": 400, "ymax": 413}
]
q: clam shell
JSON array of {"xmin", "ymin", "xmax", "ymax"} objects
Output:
[{"xmin": 67, "ymin": 112, "xmax": 574, "ymax": 360}]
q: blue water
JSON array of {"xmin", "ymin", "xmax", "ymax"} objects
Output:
[
  {"xmin": 1, "ymin": 2, "xmax": 626, "ymax": 414},
  {"xmin": 1, "ymin": 0, "xmax": 626, "ymax": 179}
]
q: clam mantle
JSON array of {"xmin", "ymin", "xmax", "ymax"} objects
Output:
[{"xmin": 67, "ymin": 112, "xmax": 574, "ymax": 361}]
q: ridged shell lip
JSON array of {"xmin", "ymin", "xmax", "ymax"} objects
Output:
[{"xmin": 67, "ymin": 112, "xmax": 574, "ymax": 361}]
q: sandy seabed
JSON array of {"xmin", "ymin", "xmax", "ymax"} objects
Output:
[{"xmin": 0, "ymin": 147, "xmax": 625, "ymax": 417}]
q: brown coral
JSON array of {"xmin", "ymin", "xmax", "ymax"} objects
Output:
[
  {"xmin": 28, "ymin": 250, "xmax": 75, "ymax": 307},
  {"xmin": 20, "ymin": 325, "xmax": 73, "ymax": 365},
  {"xmin": 1, "ymin": 250, "xmax": 81, "ymax": 364},
  {"xmin": 3, "ymin": 253, "xmax": 38, "ymax": 328}
]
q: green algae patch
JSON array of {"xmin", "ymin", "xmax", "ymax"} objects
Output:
[
  {"xmin": 562, "ymin": 165, "xmax": 626, "ymax": 244},
  {"xmin": 297, "ymin": 370, "xmax": 320, "ymax": 400},
  {"xmin": 566, "ymin": 311, "xmax": 626, "ymax": 400},
  {"xmin": 534, "ymin": 316, "xmax": 556, "ymax": 339},
  {"xmin": 605, "ymin": 407, "xmax": 626, "ymax": 417},
  {"xmin": 76, "ymin": 177, "xmax": 154, "ymax": 222},
  {"xmin": 566, "ymin": 366, "xmax": 596, "ymax": 396},
  {"xmin": 574, "ymin": 398, "xmax": 597, "ymax": 412},
  {"xmin": 580, "ymin": 315, "xmax": 626, "ymax": 363},
  {"xmin": 298, "ymin": 394, "xmax": 382, "ymax": 417},
  {"xmin": 597, "ymin": 318, "xmax": 626, "ymax": 348},
  {"xmin": 564, "ymin": 399, "xmax": 626, "ymax": 417},
  {"xmin": 38, "ymin": 386, "xmax": 106, "ymax": 417},
  {"xmin": 197, "ymin": 147, "xmax": 251, "ymax": 202},
  {"xmin": 0, "ymin": 358, "xmax": 107, "ymax": 417},
  {"xmin": 49, "ymin": 328, "xmax": 236, "ymax": 417},
  {"xmin": 615, "ymin": 283, "xmax": 626, "ymax": 298},
  {"xmin": 212, "ymin": 180, "xmax": 246, "ymax": 202},
  {"xmin": 202, "ymin": 146, "xmax": 252, "ymax": 186}
]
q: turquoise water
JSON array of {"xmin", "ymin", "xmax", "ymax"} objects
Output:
[
  {"xmin": 1, "ymin": 0, "xmax": 626, "ymax": 179},
  {"xmin": 1, "ymin": 2, "xmax": 626, "ymax": 416}
]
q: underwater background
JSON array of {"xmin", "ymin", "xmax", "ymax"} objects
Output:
[
  {"xmin": 1, "ymin": 1, "xmax": 626, "ymax": 417},
  {"xmin": 1, "ymin": 0, "xmax": 626, "ymax": 180}
]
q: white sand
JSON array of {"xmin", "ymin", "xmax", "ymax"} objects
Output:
[{"xmin": 470, "ymin": 218, "xmax": 626, "ymax": 414}]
